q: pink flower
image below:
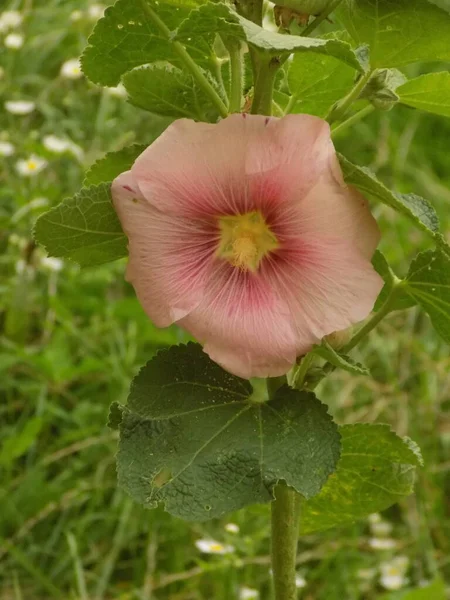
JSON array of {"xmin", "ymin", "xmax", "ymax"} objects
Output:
[{"xmin": 112, "ymin": 114, "xmax": 382, "ymax": 379}]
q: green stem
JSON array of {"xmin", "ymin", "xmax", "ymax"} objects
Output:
[
  {"xmin": 139, "ymin": 0, "xmax": 228, "ymax": 119},
  {"xmin": 301, "ymin": 0, "xmax": 345, "ymax": 37},
  {"xmin": 271, "ymin": 483, "xmax": 301, "ymax": 600},
  {"xmin": 293, "ymin": 353, "xmax": 314, "ymax": 389},
  {"xmin": 331, "ymin": 104, "xmax": 375, "ymax": 137},
  {"xmin": 228, "ymin": 43, "xmax": 244, "ymax": 113},
  {"xmin": 251, "ymin": 56, "xmax": 281, "ymax": 116},
  {"xmin": 326, "ymin": 69, "xmax": 374, "ymax": 124}
]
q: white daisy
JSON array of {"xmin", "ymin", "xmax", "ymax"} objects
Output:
[
  {"xmin": 70, "ymin": 10, "xmax": 83, "ymax": 22},
  {"xmin": 106, "ymin": 83, "xmax": 128, "ymax": 99},
  {"xmin": 0, "ymin": 141, "xmax": 15, "ymax": 156},
  {"xmin": 43, "ymin": 135, "xmax": 70, "ymax": 153},
  {"xmin": 60, "ymin": 59, "xmax": 82, "ymax": 79},
  {"xmin": 370, "ymin": 520, "xmax": 393, "ymax": 537},
  {"xmin": 0, "ymin": 10, "xmax": 23, "ymax": 33},
  {"xmin": 195, "ymin": 539, "xmax": 234, "ymax": 555},
  {"xmin": 224, "ymin": 523, "xmax": 239, "ymax": 534},
  {"xmin": 379, "ymin": 558, "xmax": 409, "ymax": 591},
  {"xmin": 88, "ymin": 4, "xmax": 106, "ymax": 20},
  {"xmin": 15, "ymin": 155, "xmax": 47, "ymax": 177},
  {"xmin": 4, "ymin": 32, "xmax": 24, "ymax": 49},
  {"xmin": 239, "ymin": 587, "xmax": 259, "ymax": 599},
  {"xmin": 368, "ymin": 537, "xmax": 397, "ymax": 551},
  {"xmin": 5, "ymin": 100, "xmax": 35, "ymax": 115},
  {"xmin": 41, "ymin": 256, "xmax": 64, "ymax": 272}
]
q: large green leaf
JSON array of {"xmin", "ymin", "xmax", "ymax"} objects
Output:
[
  {"xmin": 285, "ymin": 38, "xmax": 356, "ymax": 117},
  {"xmin": 336, "ymin": 0, "xmax": 450, "ymax": 67},
  {"xmin": 123, "ymin": 64, "xmax": 220, "ymax": 120},
  {"xmin": 84, "ymin": 144, "xmax": 148, "ymax": 187},
  {"xmin": 33, "ymin": 184, "xmax": 127, "ymax": 267},
  {"xmin": 176, "ymin": 3, "xmax": 365, "ymax": 71},
  {"xmin": 403, "ymin": 249, "xmax": 450, "ymax": 345},
  {"xmin": 81, "ymin": 0, "xmax": 213, "ymax": 86},
  {"xmin": 397, "ymin": 72, "xmax": 450, "ymax": 118},
  {"xmin": 339, "ymin": 154, "xmax": 440, "ymax": 237},
  {"xmin": 114, "ymin": 343, "xmax": 341, "ymax": 521},
  {"xmin": 300, "ymin": 423, "xmax": 422, "ymax": 533}
]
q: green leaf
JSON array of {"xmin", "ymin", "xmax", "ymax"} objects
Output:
[
  {"xmin": 84, "ymin": 144, "xmax": 147, "ymax": 186},
  {"xmin": 312, "ymin": 341, "xmax": 369, "ymax": 375},
  {"xmin": 81, "ymin": 0, "xmax": 213, "ymax": 86},
  {"xmin": 176, "ymin": 3, "xmax": 365, "ymax": 71},
  {"xmin": 285, "ymin": 36, "xmax": 356, "ymax": 117},
  {"xmin": 403, "ymin": 249, "xmax": 450, "ymax": 345},
  {"xmin": 338, "ymin": 154, "xmax": 440, "ymax": 236},
  {"xmin": 397, "ymin": 72, "xmax": 450, "ymax": 118},
  {"xmin": 395, "ymin": 579, "xmax": 446, "ymax": 600},
  {"xmin": 300, "ymin": 423, "xmax": 422, "ymax": 533},
  {"xmin": 123, "ymin": 64, "xmax": 220, "ymax": 120},
  {"xmin": 116, "ymin": 343, "xmax": 340, "ymax": 521},
  {"xmin": 336, "ymin": 0, "xmax": 450, "ymax": 67},
  {"xmin": 34, "ymin": 184, "xmax": 127, "ymax": 267}
]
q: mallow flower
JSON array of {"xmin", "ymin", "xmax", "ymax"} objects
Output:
[{"xmin": 112, "ymin": 114, "xmax": 382, "ymax": 379}]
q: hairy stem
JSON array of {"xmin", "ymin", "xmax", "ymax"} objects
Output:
[
  {"xmin": 302, "ymin": 0, "xmax": 345, "ymax": 37},
  {"xmin": 271, "ymin": 484, "xmax": 301, "ymax": 600},
  {"xmin": 139, "ymin": 0, "xmax": 228, "ymax": 118},
  {"xmin": 227, "ymin": 42, "xmax": 244, "ymax": 113},
  {"xmin": 251, "ymin": 56, "xmax": 281, "ymax": 116},
  {"xmin": 326, "ymin": 69, "xmax": 374, "ymax": 124}
]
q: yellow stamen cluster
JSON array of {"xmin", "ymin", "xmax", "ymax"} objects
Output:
[{"xmin": 217, "ymin": 211, "xmax": 279, "ymax": 272}]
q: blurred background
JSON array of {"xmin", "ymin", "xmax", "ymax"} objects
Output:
[{"xmin": 0, "ymin": 0, "xmax": 449, "ymax": 598}]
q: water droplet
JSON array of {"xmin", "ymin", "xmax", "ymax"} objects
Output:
[
  {"xmin": 128, "ymin": 20, "xmax": 135, "ymax": 25},
  {"xmin": 431, "ymin": 287, "xmax": 436, "ymax": 292},
  {"xmin": 117, "ymin": 23, "xmax": 123, "ymax": 29}
]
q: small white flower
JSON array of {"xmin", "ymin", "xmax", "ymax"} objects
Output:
[
  {"xmin": 88, "ymin": 4, "xmax": 105, "ymax": 20},
  {"xmin": 60, "ymin": 59, "xmax": 82, "ymax": 80},
  {"xmin": 43, "ymin": 135, "xmax": 70, "ymax": 153},
  {"xmin": 295, "ymin": 574, "xmax": 306, "ymax": 588},
  {"xmin": 370, "ymin": 521, "xmax": 393, "ymax": 537},
  {"xmin": 5, "ymin": 100, "xmax": 35, "ymax": 115},
  {"xmin": 195, "ymin": 539, "xmax": 234, "ymax": 555},
  {"xmin": 379, "ymin": 558, "xmax": 409, "ymax": 591},
  {"xmin": 224, "ymin": 523, "xmax": 239, "ymax": 534},
  {"xmin": 0, "ymin": 10, "xmax": 23, "ymax": 32},
  {"xmin": 70, "ymin": 10, "xmax": 83, "ymax": 21},
  {"xmin": 4, "ymin": 33, "xmax": 24, "ymax": 49},
  {"xmin": 239, "ymin": 587, "xmax": 259, "ymax": 600},
  {"xmin": 15, "ymin": 155, "xmax": 47, "ymax": 177},
  {"xmin": 368, "ymin": 513, "xmax": 382, "ymax": 525},
  {"xmin": 368, "ymin": 537, "xmax": 397, "ymax": 551},
  {"xmin": 41, "ymin": 256, "xmax": 64, "ymax": 272},
  {"xmin": 0, "ymin": 141, "xmax": 15, "ymax": 156},
  {"xmin": 106, "ymin": 83, "xmax": 128, "ymax": 99}
]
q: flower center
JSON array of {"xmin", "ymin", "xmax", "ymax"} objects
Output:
[{"xmin": 217, "ymin": 211, "xmax": 279, "ymax": 272}]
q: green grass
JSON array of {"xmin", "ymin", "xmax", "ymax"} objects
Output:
[{"xmin": 1, "ymin": 0, "xmax": 449, "ymax": 598}]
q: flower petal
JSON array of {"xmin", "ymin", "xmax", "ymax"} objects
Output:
[
  {"xmin": 268, "ymin": 237, "xmax": 384, "ymax": 345},
  {"xmin": 112, "ymin": 170, "xmax": 216, "ymax": 326},
  {"xmin": 178, "ymin": 261, "xmax": 299, "ymax": 379},
  {"xmin": 131, "ymin": 114, "xmax": 333, "ymax": 219}
]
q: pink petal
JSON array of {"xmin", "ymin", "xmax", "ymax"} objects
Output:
[
  {"xmin": 275, "ymin": 169, "xmax": 380, "ymax": 260},
  {"xmin": 111, "ymin": 170, "xmax": 216, "ymax": 326},
  {"xmin": 131, "ymin": 114, "xmax": 334, "ymax": 219},
  {"xmin": 267, "ymin": 237, "xmax": 383, "ymax": 345},
  {"xmin": 178, "ymin": 261, "xmax": 299, "ymax": 379}
]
